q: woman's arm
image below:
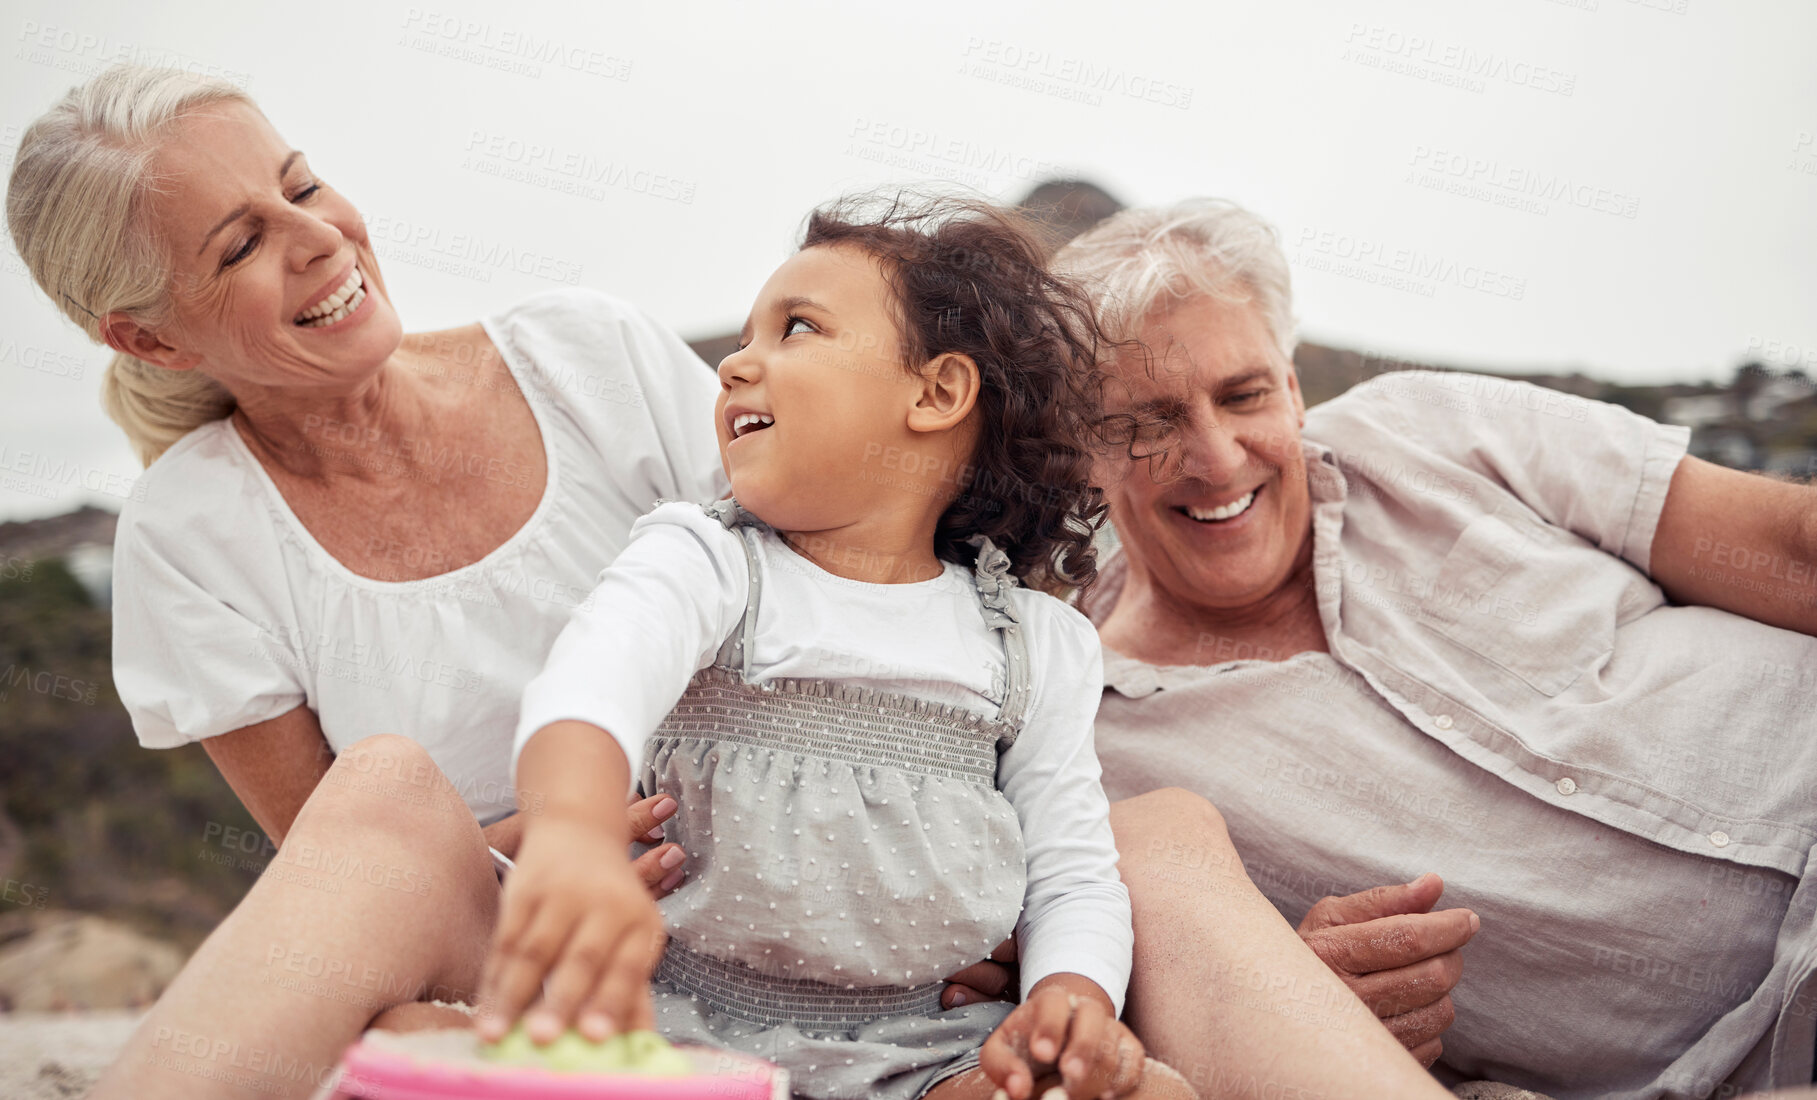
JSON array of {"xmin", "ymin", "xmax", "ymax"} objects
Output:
[
  {"xmin": 1649, "ymin": 455, "xmax": 1817, "ymax": 635},
  {"xmin": 201, "ymin": 705, "xmax": 334, "ymax": 847},
  {"xmin": 199, "ymin": 705, "xmax": 585, "ymax": 862}
]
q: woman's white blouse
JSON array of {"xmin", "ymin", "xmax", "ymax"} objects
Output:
[{"xmin": 110, "ymin": 289, "xmax": 728, "ymax": 822}]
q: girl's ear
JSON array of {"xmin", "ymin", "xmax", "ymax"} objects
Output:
[{"xmin": 906, "ymin": 352, "xmax": 980, "ymax": 434}]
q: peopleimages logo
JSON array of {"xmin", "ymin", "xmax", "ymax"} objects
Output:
[
  {"xmin": 461, "ymin": 130, "xmax": 696, "ymax": 205},
  {"xmin": 364, "ymin": 214, "xmax": 583, "ymax": 286},
  {"xmin": 1789, "ymin": 131, "xmax": 1817, "ymax": 177},
  {"xmin": 1406, "ymin": 145, "xmax": 1640, "ymax": 219},
  {"xmin": 0, "ymin": 340, "xmax": 88, "ymax": 380},
  {"xmin": 13, "ymin": 21, "xmax": 252, "ymax": 87},
  {"xmin": 1340, "ymin": 23, "xmax": 1578, "ymax": 97},
  {"xmin": 845, "ymin": 117, "xmax": 1072, "ymax": 190},
  {"xmin": 1293, "ymin": 227, "xmax": 1528, "ymax": 301},
  {"xmin": 0, "ymin": 664, "xmax": 100, "ymax": 705},
  {"xmin": 0, "ymin": 444, "xmax": 146, "ymax": 503},
  {"xmin": 398, "ymin": 9, "xmax": 632, "ymax": 80},
  {"xmin": 957, "ymin": 36, "xmax": 1194, "ymax": 110}
]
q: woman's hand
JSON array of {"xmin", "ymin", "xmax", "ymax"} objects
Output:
[
  {"xmin": 981, "ymin": 974, "xmax": 1144, "ymax": 1100},
  {"xmin": 481, "ymin": 812, "xmax": 526, "ymax": 860},
  {"xmin": 941, "ymin": 935, "xmax": 1019, "ymax": 1008},
  {"xmin": 625, "ymin": 791, "xmax": 687, "ymax": 898},
  {"xmin": 483, "ymin": 792, "xmax": 686, "ymax": 898},
  {"xmin": 476, "ymin": 811, "xmax": 667, "ymax": 1044},
  {"xmin": 1296, "ymin": 873, "xmax": 1476, "ymax": 1067}
]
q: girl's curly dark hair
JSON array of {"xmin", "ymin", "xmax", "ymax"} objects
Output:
[{"xmin": 800, "ymin": 191, "xmax": 1123, "ymax": 592}]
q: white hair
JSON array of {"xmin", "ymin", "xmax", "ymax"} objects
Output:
[
  {"xmin": 6, "ymin": 64, "xmax": 256, "ymax": 467},
  {"xmin": 1051, "ymin": 197, "xmax": 1297, "ymax": 361}
]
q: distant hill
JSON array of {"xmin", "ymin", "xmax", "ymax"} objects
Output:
[
  {"xmin": 0, "ymin": 557, "xmax": 260, "ymax": 952},
  {"xmin": 685, "ymin": 320, "xmax": 1817, "ymax": 479},
  {"xmin": 0, "ymin": 506, "xmax": 117, "ymax": 608},
  {"xmin": 686, "ymin": 178, "xmax": 1816, "ymax": 480}
]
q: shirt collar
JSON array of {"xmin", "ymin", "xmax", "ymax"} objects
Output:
[
  {"xmin": 1302, "ymin": 438, "xmax": 1347, "ymax": 505},
  {"xmin": 1101, "ymin": 645, "xmax": 1164, "ymax": 698}
]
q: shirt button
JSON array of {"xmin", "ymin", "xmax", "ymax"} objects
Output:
[
  {"xmin": 1434, "ymin": 714, "xmax": 1454, "ymax": 730},
  {"xmin": 1556, "ymin": 778, "xmax": 1577, "ymax": 796},
  {"xmin": 1710, "ymin": 831, "xmax": 1731, "ymax": 848}
]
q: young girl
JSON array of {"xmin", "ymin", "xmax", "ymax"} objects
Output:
[{"xmin": 476, "ymin": 196, "xmax": 1192, "ymax": 1100}]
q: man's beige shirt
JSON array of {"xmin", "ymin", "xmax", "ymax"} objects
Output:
[{"xmin": 1089, "ymin": 371, "xmax": 1817, "ymax": 1099}]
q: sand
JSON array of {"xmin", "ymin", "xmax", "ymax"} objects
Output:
[{"xmin": 0, "ymin": 1010, "xmax": 141, "ymax": 1099}]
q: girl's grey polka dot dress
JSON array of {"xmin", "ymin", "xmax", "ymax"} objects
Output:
[{"xmin": 639, "ymin": 499, "xmax": 1032, "ymax": 1099}]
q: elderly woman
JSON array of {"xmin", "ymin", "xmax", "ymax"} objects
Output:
[
  {"xmin": 1054, "ymin": 199, "xmax": 1817, "ymax": 1099},
  {"xmin": 9, "ymin": 68, "xmax": 1455, "ymax": 1099},
  {"xmin": 6, "ymin": 61, "xmax": 722, "ymax": 1088}
]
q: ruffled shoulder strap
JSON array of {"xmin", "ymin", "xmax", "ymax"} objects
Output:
[
  {"xmin": 965, "ymin": 535, "xmax": 1033, "ymax": 737},
  {"xmin": 702, "ymin": 497, "xmax": 765, "ymax": 677}
]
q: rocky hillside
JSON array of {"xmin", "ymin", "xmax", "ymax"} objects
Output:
[{"xmin": 0, "ymin": 558, "xmax": 261, "ymax": 958}]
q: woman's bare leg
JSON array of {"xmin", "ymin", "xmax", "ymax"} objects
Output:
[
  {"xmin": 1112, "ymin": 788, "xmax": 1451, "ymax": 1100},
  {"xmin": 91, "ymin": 735, "xmax": 500, "ymax": 1100},
  {"xmin": 926, "ymin": 1059, "xmax": 1200, "ymax": 1099}
]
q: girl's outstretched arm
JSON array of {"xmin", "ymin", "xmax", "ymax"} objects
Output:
[
  {"xmin": 477, "ymin": 721, "xmax": 664, "ymax": 1044},
  {"xmin": 480, "ymin": 501, "xmax": 750, "ymax": 1043}
]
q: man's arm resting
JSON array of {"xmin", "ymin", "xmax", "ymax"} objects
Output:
[{"xmin": 1650, "ymin": 455, "xmax": 1817, "ymax": 636}]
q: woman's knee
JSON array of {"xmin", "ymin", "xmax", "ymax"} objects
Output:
[
  {"xmin": 1138, "ymin": 1057, "xmax": 1203, "ymax": 1099},
  {"xmin": 314, "ymin": 734, "xmax": 454, "ymax": 816},
  {"xmin": 1111, "ymin": 787, "xmax": 1248, "ymax": 896},
  {"xmin": 332, "ymin": 732, "xmax": 444, "ymax": 790},
  {"xmin": 1112, "ymin": 787, "xmax": 1229, "ymax": 851},
  {"xmin": 289, "ymin": 737, "xmax": 497, "ymax": 951},
  {"xmin": 296, "ymin": 734, "xmax": 484, "ymax": 864}
]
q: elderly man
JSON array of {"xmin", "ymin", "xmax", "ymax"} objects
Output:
[{"xmin": 1055, "ymin": 198, "xmax": 1817, "ymax": 1099}]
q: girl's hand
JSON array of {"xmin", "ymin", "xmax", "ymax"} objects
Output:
[
  {"xmin": 981, "ymin": 975, "xmax": 1145, "ymax": 1099},
  {"xmin": 476, "ymin": 812, "xmax": 667, "ymax": 1044}
]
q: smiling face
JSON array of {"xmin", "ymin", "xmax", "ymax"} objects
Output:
[
  {"xmin": 126, "ymin": 100, "xmax": 402, "ymax": 393},
  {"xmin": 715, "ymin": 243, "xmax": 940, "ymax": 534},
  {"xmin": 1098, "ymin": 292, "xmax": 1312, "ymax": 612}
]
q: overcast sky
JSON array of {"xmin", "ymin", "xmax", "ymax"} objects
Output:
[{"xmin": 3, "ymin": 0, "xmax": 1814, "ymax": 521}]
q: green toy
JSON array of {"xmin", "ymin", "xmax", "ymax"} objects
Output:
[{"xmin": 480, "ymin": 1024, "xmax": 691, "ymax": 1076}]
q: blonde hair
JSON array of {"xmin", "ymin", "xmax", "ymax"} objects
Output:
[
  {"xmin": 6, "ymin": 64, "xmax": 255, "ymax": 467},
  {"xmin": 1051, "ymin": 197, "xmax": 1298, "ymax": 361}
]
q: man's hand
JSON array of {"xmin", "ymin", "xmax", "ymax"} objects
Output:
[{"xmin": 1297, "ymin": 872, "xmax": 1477, "ymax": 1067}]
